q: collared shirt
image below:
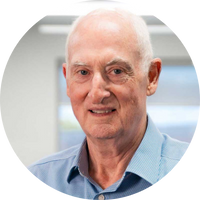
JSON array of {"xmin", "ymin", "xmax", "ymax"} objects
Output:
[{"xmin": 28, "ymin": 116, "xmax": 189, "ymax": 199}]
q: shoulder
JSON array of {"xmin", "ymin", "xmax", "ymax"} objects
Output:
[
  {"xmin": 29, "ymin": 144, "xmax": 81, "ymax": 167},
  {"xmin": 161, "ymin": 133, "xmax": 189, "ymax": 160},
  {"xmin": 158, "ymin": 133, "xmax": 189, "ymax": 180},
  {"xmin": 28, "ymin": 144, "xmax": 81, "ymax": 174}
]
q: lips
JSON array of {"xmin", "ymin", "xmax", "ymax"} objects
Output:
[
  {"xmin": 89, "ymin": 108, "xmax": 116, "ymax": 114},
  {"xmin": 90, "ymin": 109, "xmax": 115, "ymax": 114}
]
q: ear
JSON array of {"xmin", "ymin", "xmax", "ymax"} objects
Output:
[
  {"xmin": 146, "ymin": 58, "xmax": 162, "ymax": 96},
  {"xmin": 62, "ymin": 63, "xmax": 67, "ymax": 78},
  {"xmin": 62, "ymin": 63, "xmax": 70, "ymax": 98}
]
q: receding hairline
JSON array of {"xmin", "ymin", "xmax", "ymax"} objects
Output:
[{"xmin": 65, "ymin": 8, "xmax": 153, "ymax": 74}]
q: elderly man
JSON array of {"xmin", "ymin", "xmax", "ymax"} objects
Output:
[{"xmin": 29, "ymin": 8, "xmax": 188, "ymax": 199}]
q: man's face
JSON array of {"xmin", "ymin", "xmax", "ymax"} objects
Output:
[{"xmin": 65, "ymin": 17, "xmax": 149, "ymax": 140}]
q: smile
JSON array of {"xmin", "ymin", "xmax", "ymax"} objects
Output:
[
  {"xmin": 90, "ymin": 110, "xmax": 115, "ymax": 114},
  {"xmin": 89, "ymin": 109, "xmax": 116, "ymax": 115}
]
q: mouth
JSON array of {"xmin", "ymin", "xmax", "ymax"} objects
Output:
[
  {"xmin": 88, "ymin": 108, "xmax": 117, "ymax": 117},
  {"xmin": 89, "ymin": 109, "xmax": 116, "ymax": 114}
]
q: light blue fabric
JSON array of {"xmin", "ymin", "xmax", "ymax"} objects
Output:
[{"xmin": 28, "ymin": 115, "xmax": 189, "ymax": 199}]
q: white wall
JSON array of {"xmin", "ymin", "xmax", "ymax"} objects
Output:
[{"xmin": 1, "ymin": 22, "xmax": 66, "ymax": 166}]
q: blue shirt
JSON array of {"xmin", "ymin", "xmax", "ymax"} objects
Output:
[{"xmin": 28, "ymin": 116, "xmax": 189, "ymax": 199}]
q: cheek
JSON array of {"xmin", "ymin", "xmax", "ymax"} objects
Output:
[
  {"xmin": 117, "ymin": 84, "xmax": 146, "ymax": 111},
  {"xmin": 68, "ymin": 83, "xmax": 89, "ymax": 120},
  {"xmin": 69, "ymin": 83, "xmax": 87, "ymax": 101},
  {"xmin": 68, "ymin": 87, "xmax": 86, "ymax": 122},
  {"xmin": 119, "ymin": 88, "xmax": 146, "ymax": 127}
]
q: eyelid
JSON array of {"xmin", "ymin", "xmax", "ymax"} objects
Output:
[
  {"xmin": 73, "ymin": 66, "xmax": 89, "ymax": 73},
  {"xmin": 106, "ymin": 66, "xmax": 124, "ymax": 73}
]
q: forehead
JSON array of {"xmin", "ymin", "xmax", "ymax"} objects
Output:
[{"xmin": 68, "ymin": 15, "xmax": 139, "ymax": 67}]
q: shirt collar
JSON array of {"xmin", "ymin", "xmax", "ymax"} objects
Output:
[
  {"xmin": 67, "ymin": 114, "xmax": 164, "ymax": 185},
  {"xmin": 67, "ymin": 138, "xmax": 88, "ymax": 183},
  {"xmin": 126, "ymin": 115, "xmax": 164, "ymax": 184}
]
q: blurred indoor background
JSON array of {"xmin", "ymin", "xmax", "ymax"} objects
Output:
[{"xmin": 1, "ymin": 6, "xmax": 199, "ymax": 167}]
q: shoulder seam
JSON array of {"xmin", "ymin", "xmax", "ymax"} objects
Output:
[
  {"xmin": 31, "ymin": 156, "xmax": 75, "ymax": 167},
  {"xmin": 161, "ymin": 154, "xmax": 181, "ymax": 161},
  {"xmin": 30, "ymin": 153, "xmax": 77, "ymax": 168}
]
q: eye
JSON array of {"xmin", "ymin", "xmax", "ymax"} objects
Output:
[
  {"xmin": 79, "ymin": 70, "xmax": 88, "ymax": 75},
  {"xmin": 113, "ymin": 69, "xmax": 122, "ymax": 74}
]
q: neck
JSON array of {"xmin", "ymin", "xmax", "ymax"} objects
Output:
[{"xmin": 87, "ymin": 115, "xmax": 147, "ymax": 189}]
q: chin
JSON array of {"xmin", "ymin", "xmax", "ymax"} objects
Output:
[{"xmin": 85, "ymin": 124, "xmax": 121, "ymax": 140}]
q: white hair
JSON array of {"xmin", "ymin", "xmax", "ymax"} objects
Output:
[{"xmin": 65, "ymin": 8, "xmax": 153, "ymax": 74}]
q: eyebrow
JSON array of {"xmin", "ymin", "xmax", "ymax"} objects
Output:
[
  {"xmin": 106, "ymin": 57, "xmax": 133, "ymax": 71},
  {"xmin": 71, "ymin": 57, "xmax": 133, "ymax": 71},
  {"xmin": 72, "ymin": 61, "xmax": 88, "ymax": 67}
]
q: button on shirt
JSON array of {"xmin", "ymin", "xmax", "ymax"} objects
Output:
[
  {"xmin": 28, "ymin": 116, "xmax": 189, "ymax": 199},
  {"xmin": 98, "ymin": 194, "xmax": 105, "ymax": 200}
]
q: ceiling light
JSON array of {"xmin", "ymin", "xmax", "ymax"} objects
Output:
[
  {"xmin": 38, "ymin": 25, "xmax": 71, "ymax": 35},
  {"xmin": 38, "ymin": 24, "xmax": 173, "ymax": 35}
]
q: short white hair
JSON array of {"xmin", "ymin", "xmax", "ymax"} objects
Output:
[{"xmin": 65, "ymin": 8, "xmax": 153, "ymax": 74}]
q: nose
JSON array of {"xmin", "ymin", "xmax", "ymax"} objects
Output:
[{"xmin": 88, "ymin": 73, "xmax": 111, "ymax": 104}]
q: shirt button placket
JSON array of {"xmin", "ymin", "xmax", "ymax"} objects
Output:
[{"xmin": 98, "ymin": 194, "xmax": 105, "ymax": 200}]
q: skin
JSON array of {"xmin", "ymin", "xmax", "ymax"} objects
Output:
[{"xmin": 63, "ymin": 12, "xmax": 161, "ymax": 189}]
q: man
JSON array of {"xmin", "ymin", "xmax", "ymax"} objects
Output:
[{"xmin": 29, "ymin": 8, "xmax": 189, "ymax": 199}]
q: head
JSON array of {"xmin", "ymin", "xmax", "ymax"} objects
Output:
[{"xmin": 63, "ymin": 8, "xmax": 161, "ymax": 141}]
